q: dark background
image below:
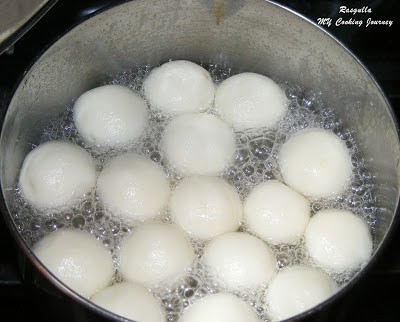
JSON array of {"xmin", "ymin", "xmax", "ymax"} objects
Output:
[{"xmin": 0, "ymin": 0, "xmax": 399, "ymax": 321}]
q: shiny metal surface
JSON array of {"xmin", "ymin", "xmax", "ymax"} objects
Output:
[
  {"xmin": 0, "ymin": 0, "xmax": 399, "ymax": 320},
  {"xmin": 0, "ymin": 0, "xmax": 57, "ymax": 54}
]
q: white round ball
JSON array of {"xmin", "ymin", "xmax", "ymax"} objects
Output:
[
  {"xmin": 266, "ymin": 265, "xmax": 338, "ymax": 321},
  {"xmin": 244, "ymin": 180, "xmax": 310, "ymax": 245},
  {"xmin": 203, "ymin": 232, "xmax": 276, "ymax": 289},
  {"xmin": 215, "ymin": 72, "xmax": 287, "ymax": 131},
  {"xmin": 73, "ymin": 84, "xmax": 149, "ymax": 148},
  {"xmin": 179, "ymin": 293, "xmax": 259, "ymax": 322},
  {"xmin": 91, "ymin": 282, "xmax": 164, "ymax": 322},
  {"xmin": 33, "ymin": 229, "xmax": 114, "ymax": 298},
  {"xmin": 143, "ymin": 60, "xmax": 215, "ymax": 115},
  {"xmin": 118, "ymin": 222, "xmax": 195, "ymax": 288},
  {"xmin": 170, "ymin": 176, "xmax": 243, "ymax": 240},
  {"xmin": 304, "ymin": 209, "xmax": 373, "ymax": 273},
  {"xmin": 19, "ymin": 140, "xmax": 97, "ymax": 209},
  {"xmin": 97, "ymin": 154, "xmax": 169, "ymax": 222},
  {"xmin": 162, "ymin": 113, "xmax": 236, "ymax": 176},
  {"xmin": 278, "ymin": 128, "xmax": 353, "ymax": 199}
]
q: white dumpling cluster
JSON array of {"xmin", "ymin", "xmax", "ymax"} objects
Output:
[
  {"xmin": 96, "ymin": 153, "xmax": 170, "ymax": 222},
  {"xmin": 73, "ymin": 84, "xmax": 149, "ymax": 149},
  {"xmin": 91, "ymin": 282, "xmax": 164, "ymax": 322},
  {"xmin": 157, "ymin": 64, "xmax": 288, "ymax": 175},
  {"xmin": 143, "ymin": 60, "xmax": 215, "ymax": 115},
  {"xmin": 21, "ymin": 60, "xmax": 376, "ymax": 322},
  {"xmin": 33, "ymin": 229, "xmax": 114, "ymax": 298},
  {"xmin": 170, "ymin": 176, "xmax": 242, "ymax": 240},
  {"xmin": 266, "ymin": 266, "xmax": 338, "ymax": 321},
  {"xmin": 19, "ymin": 140, "xmax": 97, "ymax": 209},
  {"xmin": 273, "ymin": 127, "xmax": 372, "ymax": 270},
  {"xmin": 118, "ymin": 222, "xmax": 195, "ymax": 288}
]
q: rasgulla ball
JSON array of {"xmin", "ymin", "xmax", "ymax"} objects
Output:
[
  {"xmin": 91, "ymin": 282, "xmax": 164, "ymax": 322},
  {"xmin": 161, "ymin": 113, "xmax": 236, "ymax": 176},
  {"xmin": 96, "ymin": 154, "xmax": 169, "ymax": 222},
  {"xmin": 179, "ymin": 293, "xmax": 259, "ymax": 322},
  {"xmin": 304, "ymin": 209, "xmax": 373, "ymax": 273},
  {"xmin": 73, "ymin": 84, "xmax": 149, "ymax": 148},
  {"xmin": 244, "ymin": 180, "xmax": 311, "ymax": 245},
  {"xmin": 118, "ymin": 222, "xmax": 195, "ymax": 288},
  {"xmin": 33, "ymin": 229, "xmax": 114, "ymax": 298},
  {"xmin": 19, "ymin": 140, "xmax": 97, "ymax": 209},
  {"xmin": 143, "ymin": 60, "xmax": 215, "ymax": 115},
  {"xmin": 266, "ymin": 266, "xmax": 338, "ymax": 321},
  {"xmin": 278, "ymin": 127, "xmax": 353, "ymax": 199},
  {"xmin": 203, "ymin": 232, "xmax": 276, "ymax": 289},
  {"xmin": 170, "ymin": 176, "xmax": 243, "ymax": 240},
  {"xmin": 214, "ymin": 72, "xmax": 287, "ymax": 131}
]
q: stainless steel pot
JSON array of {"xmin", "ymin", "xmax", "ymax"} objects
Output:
[{"xmin": 1, "ymin": 0, "xmax": 399, "ymax": 321}]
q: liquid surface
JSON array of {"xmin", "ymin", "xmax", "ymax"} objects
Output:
[{"xmin": 10, "ymin": 62, "xmax": 377, "ymax": 321}]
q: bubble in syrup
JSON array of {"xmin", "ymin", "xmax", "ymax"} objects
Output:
[{"xmin": 72, "ymin": 214, "xmax": 85, "ymax": 228}]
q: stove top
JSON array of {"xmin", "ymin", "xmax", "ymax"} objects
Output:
[{"xmin": 0, "ymin": 0, "xmax": 399, "ymax": 321}]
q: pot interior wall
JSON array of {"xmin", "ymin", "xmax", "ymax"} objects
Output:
[{"xmin": 0, "ymin": 0, "xmax": 399, "ymax": 313}]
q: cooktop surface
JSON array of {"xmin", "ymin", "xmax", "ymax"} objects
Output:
[{"xmin": 0, "ymin": 0, "xmax": 399, "ymax": 321}]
